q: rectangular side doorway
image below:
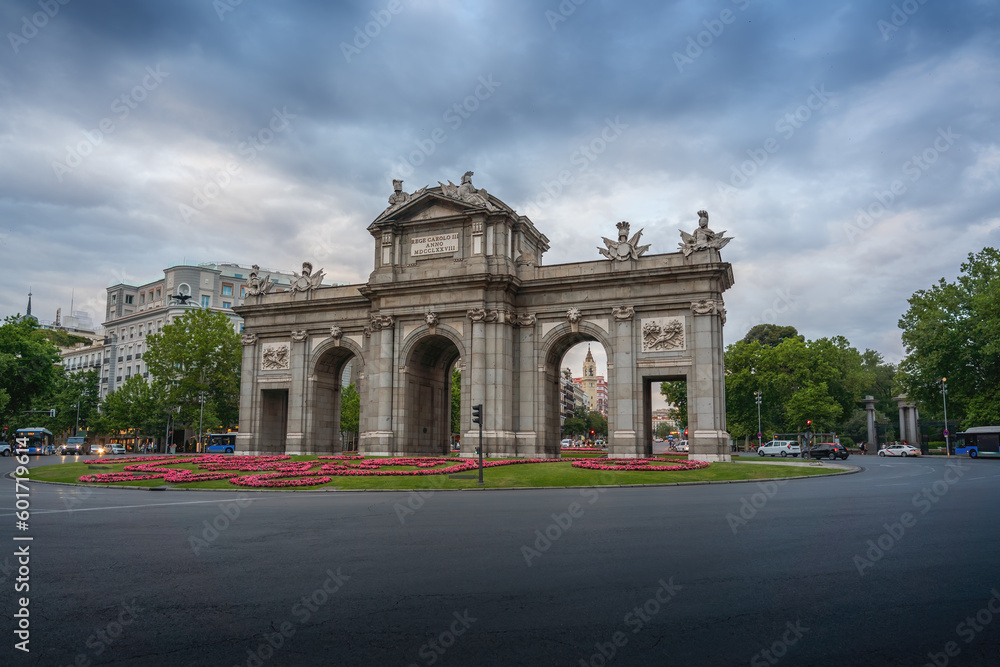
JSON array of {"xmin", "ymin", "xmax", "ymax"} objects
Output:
[{"xmin": 260, "ymin": 389, "xmax": 288, "ymax": 454}]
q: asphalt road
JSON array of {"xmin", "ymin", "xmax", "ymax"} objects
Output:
[{"xmin": 1, "ymin": 453, "xmax": 998, "ymax": 666}]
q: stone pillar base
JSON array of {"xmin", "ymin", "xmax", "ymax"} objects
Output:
[
  {"xmin": 690, "ymin": 429, "xmax": 731, "ymax": 462},
  {"xmin": 609, "ymin": 430, "xmax": 647, "ymax": 458},
  {"xmin": 690, "ymin": 453, "xmax": 732, "ymax": 463},
  {"xmin": 359, "ymin": 431, "xmax": 394, "ymax": 456}
]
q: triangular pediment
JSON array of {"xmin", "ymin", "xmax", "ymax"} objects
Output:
[{"xmin": 369, "ymin": 186, "xmax": 514, "ymax": 229}]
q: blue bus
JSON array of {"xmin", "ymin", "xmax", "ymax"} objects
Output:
[
  {"xmin": 954, "ymin": 426, "xmax": 1000, "ymax": 458},
  {"xmin": 15, "ymin": 427, "xmax": 55, "ymax": 456},
  {"xmin": 205, "ymin": 433, "xmax": 236, "ymax": 453}
]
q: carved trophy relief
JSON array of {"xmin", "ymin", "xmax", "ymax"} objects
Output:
[
  {"xmin": 241, "ymin": 332, "xmax": 258, "ymax": 346},
  {"xmin": 290, "ymin": 330, "xmax": 307, "ymax": 342},
  {"xmin": 261, "ymin": 343, "xmax": 291, "ymax": 370},
  {"xmin": 641, "ymin": 318, "xmax": 686, "ymax": 352}
]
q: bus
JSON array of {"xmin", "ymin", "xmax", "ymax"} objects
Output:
[
  {"xmin": 205, "ymin": 433, "xmax": 236, "ymax": 453},
  {"xmin": 15, "ymin": 427, "xmax": 54, "ymax": 456},
  {"xmin": 954, "ymin": 426, "xmax": 1000, "ymax": 458}
]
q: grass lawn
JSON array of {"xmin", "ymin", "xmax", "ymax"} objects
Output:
[{"xmin": 19, "ymin": 455, "xmax": 842, "ymax": 491}]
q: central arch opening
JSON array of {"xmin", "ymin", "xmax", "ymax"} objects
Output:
[
  {"xmin": 310, "ymin": 345, "xmax": 359, "ymax": 454},
  {"xmin": 403, "ymin": 334, "xmax": 461, "ymax": 456},
  {"xmin": 542, "ymin": 331, "xmax": 611, "ymax": 458}
]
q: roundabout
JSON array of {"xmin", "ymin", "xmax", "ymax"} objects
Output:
[{"xmin": 19, "ymin": 452, "xmax": 852, "ymax": 491}]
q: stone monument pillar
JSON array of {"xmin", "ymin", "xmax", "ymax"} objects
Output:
[
  {"xmin": 863, "ymin": 395, "xmax": 877, "ymax": 453},
  {"xmin": 895, "ymin": 395, "xmax": 919, "ymax": 449}
]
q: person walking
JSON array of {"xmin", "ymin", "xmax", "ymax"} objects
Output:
[{"xmin": 860, "ymin": 442, "xmax": 867, "ymax": 455}]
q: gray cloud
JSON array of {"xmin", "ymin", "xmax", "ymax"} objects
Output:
[{"xmin": 2, "ymin": 0, "xmax": 998, "ymax": 364}]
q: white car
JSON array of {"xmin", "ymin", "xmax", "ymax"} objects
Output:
[
  {"xmin": 757, "ymin": 441, "xmax": 801, "ymax": 457},
  {"xmin": 879, "ymin": 444, "xmax": 921, "ymax": 457},
  {"xmin": 674, "ymin": 441, "xmax": 689, "ymax": 452},
  {"xmin": 108, "ymin": 444, "xmax": 126, "ymax": 455}
]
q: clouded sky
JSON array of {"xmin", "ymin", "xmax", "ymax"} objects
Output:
[{"xmin": 2, "ymin": 0, "xmax": 998, "ymax": 373}]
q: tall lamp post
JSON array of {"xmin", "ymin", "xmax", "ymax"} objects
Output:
[
  {"xmin": 754, "ymin": 390, "xmax": 763, "ymax": 451},
  {"xmin": 940, "ymin": 378, "xmax": 950, "ymax": 457},
  {"xmin": 197, "ymin": 391, "xmax": 207, "ymax": 454}
]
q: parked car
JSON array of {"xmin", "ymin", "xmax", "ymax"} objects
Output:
[
  {"xmin": 0, "ymin": 441, "xmax": 11, "ymax": 456},
  {"xmin": 803, "ymin": 442, "xmax": 849, "ymax": 460},
  {"xmin": 89, "ymin": 444, "xmax": 105, "ymax": 455},
  {"xmin": 757, "ymin": 441, "xmax": 801, "ymax": 458},
  {"xmin": 61, "ymin": 437, "xmax": 87, "ymax": 455},
  {"xmin": 878, "ymin": 443, "xmax": 921, "ymax": 457},
  {"xmin": 108, "ymin": 444, "xmax": 126, "ymax": 455}
]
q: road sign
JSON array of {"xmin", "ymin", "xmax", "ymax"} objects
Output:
[
  {"xmin": 757, "ymin": 432, "xmax": 762, "ymax": 438},
  {"xmin": 804, "ymin": 431, "xmax": 814, "ymax": 441},
  {"xmin": 943, "ymin": 429, "xmax": 949, "ymax": 436}
]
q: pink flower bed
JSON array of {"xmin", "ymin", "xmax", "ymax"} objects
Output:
[
  {"xmin": 571, "ymin": 458, "xmax": 710, "ymax": 471},
  {"xmin": 76, "ymin": 453, "xmax": 705, "ymax": 487}
]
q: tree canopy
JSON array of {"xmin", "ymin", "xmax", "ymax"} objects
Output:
[
  {"xmin": 0, "ymin": 316, "xmax": 61, "ymax": 430},
  {"xmin": 723, "ymin": 328, "xmax": 896, "ymax": 442},
  {"xmin": 898, "ymin": 247, "xmax": 1000, "ymax": 426},
  {"xmin": 143, "ymin": 308, "xmax": 242, "ymax": 432}
]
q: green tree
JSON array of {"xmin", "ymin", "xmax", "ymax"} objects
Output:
[
  {"xmin": 340, "ymin": 383, "xmax": 360, "ymax": 434},
  {"xmin": 0, "ymin": 316, "xmax": 60, "ymax": 429},
  {"xmin": 898, "ymin": 247, "xmax": 1000, "ymax": 426},
  {"xmin": 100, "ymin": 376, "xmax": 164, "ymax": 442},
  {"xmin": 743, "ymin": 324, "xmax": 803, "ymax": 347},
  {"xmin": 43, "ymin": 369, "xmax": 101, "ymax": 436},
  {"xmin": 659, "ymin": 381, "xmax": 688, "ymax": 430},
  {"xmin": 143, "ymin": 308, "xmax": 242, "ymax": 433}
]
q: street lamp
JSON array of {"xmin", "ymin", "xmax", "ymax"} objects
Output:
[
  {"xmin": 197, "ymin": 391, "xmax": 207, "ymax": 453},
  {"xmin": 74, "ymin": 397, "xmax": 81, "ymax": 435},
  {"xmin": 940, "ymin": 378, "xmax": 950, "ymax": 457},
  {"xmin": 754, "ymin": 390, "xmax": 763, "ymax": 450}
]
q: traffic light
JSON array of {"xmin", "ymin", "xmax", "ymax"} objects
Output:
[
  {"xmin": 472, "ymin": 404, "xmax": 482, "ymax": 425},
  {"xmin": 806, "ymin": 420, "xmax": 812, "ymax": 427},
  {"xmin": 50, "ymin": 409, "xmax": 56, "ymax": 417},
  {"xmin": 684, "ymin": 429, "xmax": 688, "ymax": 437}
]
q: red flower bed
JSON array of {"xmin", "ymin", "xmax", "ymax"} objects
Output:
[
  {"xmin": 571, "ymin": 458, "xmax": 710, "ymax": 471},
  {"xmin": 78, "ymin": 472, "xmax": 166, "ymax": 483},
  {"xmin": 76, "ymin": 452, "xmax": 698, "ymax": 487},
  {"xmin": 228, "ymin": 471, "xmax": 333, "ymax": 488}
]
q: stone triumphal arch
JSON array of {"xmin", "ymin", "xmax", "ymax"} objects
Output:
[{"xmin": 235, "ymin": 173, "xmax": 734, "ymax": 461}]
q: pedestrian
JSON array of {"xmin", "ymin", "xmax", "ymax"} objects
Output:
[{"xmin": 860, "ymin": 442, "xmax": 867, "ymax": 455}]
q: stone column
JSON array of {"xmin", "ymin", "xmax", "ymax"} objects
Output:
[
  {"xmin": 237, "ymin": 333, "xmax": 258, "ymax": 454},
  {"xmin": 864, "ymin": 395, "xmax": 876, "ymax": 453},
  {"xmin": 359, "ymin": 316, "xmax": 395, "ymax": 455},
  {"xmin": 609, "ymin": 311, "xmax": 636, "ymax": 459},
  {"xmin": 462, "ymin": 311, "xmax": 486, "ymax": 457},
  {"xmin": 894, "ymin": 395, "xmax": 919, "ymax": 449},
  {"xmin": 513, "ymin": 314, "xmax": 538, "ymax": 456},
  {"xmin": 689, "ymin": 300, "xmax": 731, "ymax": 462},
  {"xmin": 285, "ymin": 330, "xmax": 308, "ymax": 454}
]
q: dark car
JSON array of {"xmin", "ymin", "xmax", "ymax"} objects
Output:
[
  {"xmin": 61, "ymin": 436, "xmax": 86, "ymax": 455},
  {"xmin": 803, "ymin": 442, "xmax": 849, "ymax": 460}
]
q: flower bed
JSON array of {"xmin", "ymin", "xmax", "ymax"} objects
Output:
[
  {"xmin": 75, "ymin": 453, "xmax": 707, "ymax": 487},
  {"xmin": 571, "ymin": 458, "xmax": 710, "ymax": 471}
]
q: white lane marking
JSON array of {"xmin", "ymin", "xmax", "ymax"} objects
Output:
[{"xmin": 0, "ymin": 499, "xmax": 258, "ymax": 516}]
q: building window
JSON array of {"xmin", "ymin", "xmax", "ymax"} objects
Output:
[
  {"xmin": 111, "ymin": 294, "xmax": 117, "ymax": 304},
  {"xmin": 140, "ymin": 292, "xmax": 145, "ymax": 304},
  {"xmin": 240, "ymin": 286, "xmax": 247, "ymax": 298},
  {"xmin": 125, "ymin": 295, "xmax": 133, "ymax": 304},
  {"xmin": 201, "ymin": 295, "xmax": 210, "ymax": 308},
  {"xmin": 156, "ymin": 287, "xmax": 161, "ymax": 299},
  {"xmin": 222, "ymin": 284, "xmax": 233, "ymax": 296},
  {"xmin": 223, "ymin": 302, "xmax": 232, "ymax": 309}
]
